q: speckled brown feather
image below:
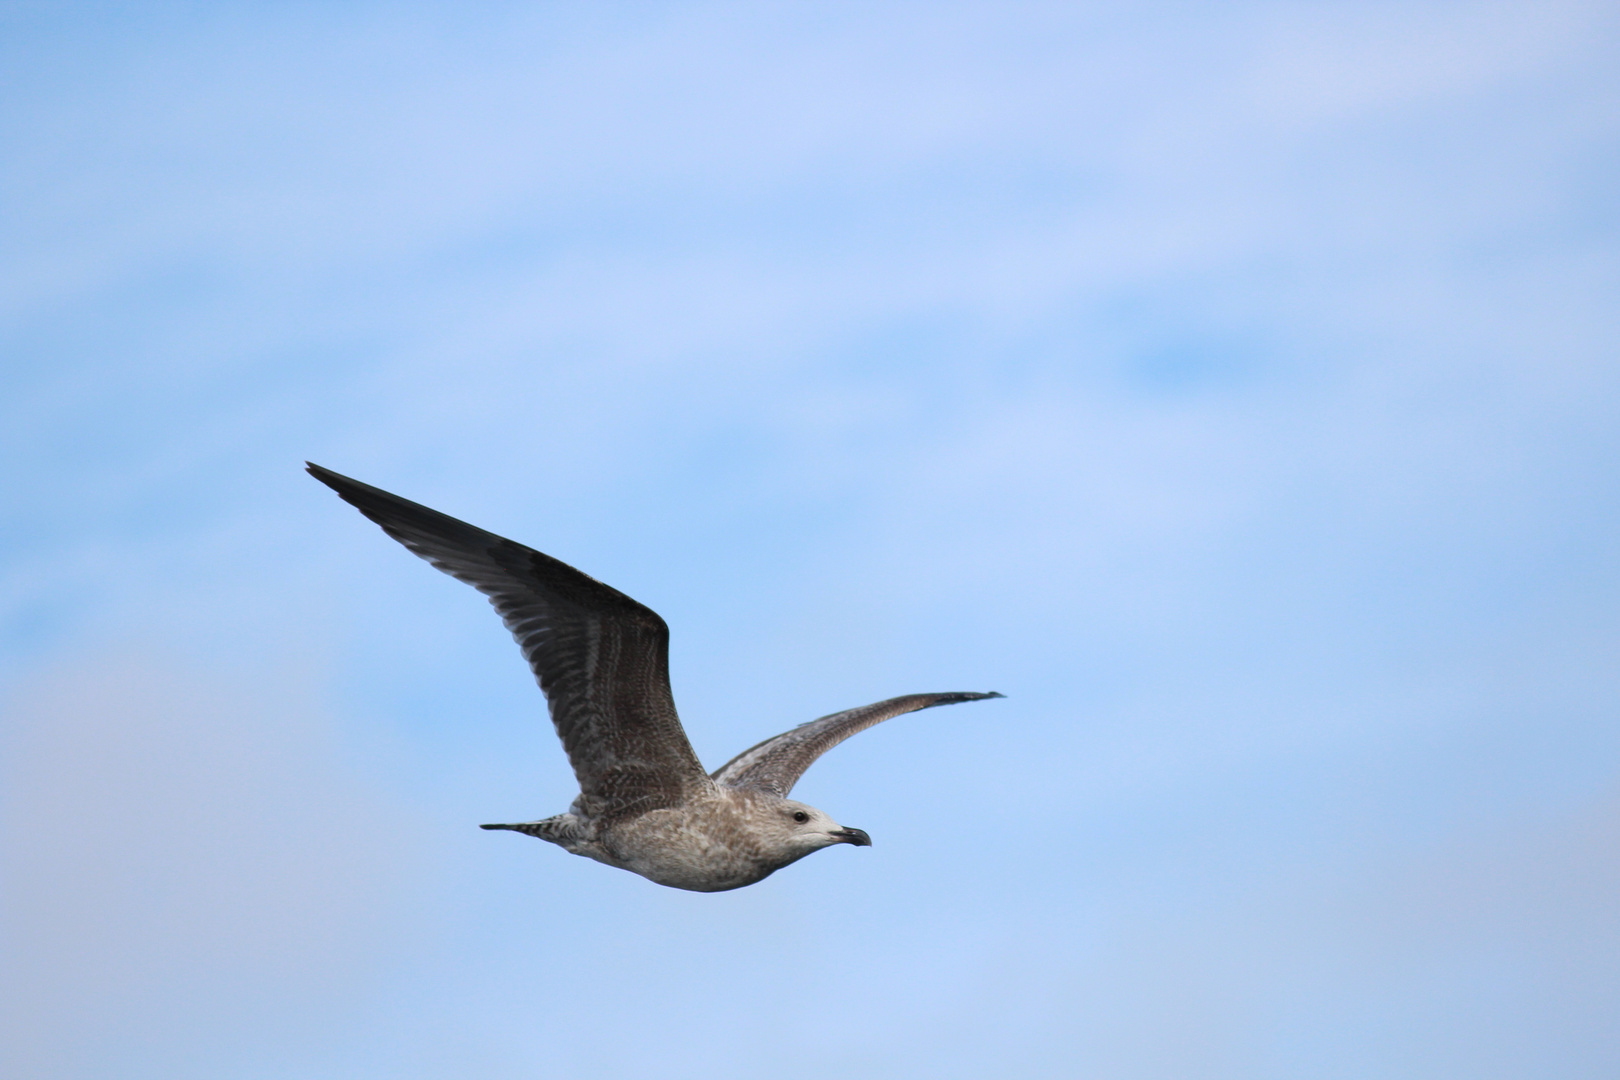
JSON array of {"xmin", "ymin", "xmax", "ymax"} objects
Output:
[
  {"xmin": 711, "ymin": 692, "xmax": 1004, "ymax": 796},
  {"xmin": 306, "ymin": 463, "xmax": 711, "ymax": 819}
]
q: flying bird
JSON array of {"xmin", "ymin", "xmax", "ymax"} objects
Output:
[{"xmin": 307, "ymin": 463, "xmax": 1002, "ymax": 892}]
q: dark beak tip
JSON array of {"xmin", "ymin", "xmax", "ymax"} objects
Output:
[{"xmin": 841, "ymin": 828, "xmax": 873, "ymax": 847}]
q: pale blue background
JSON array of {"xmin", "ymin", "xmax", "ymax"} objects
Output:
[{"xmin": 3, "ymin": 4, "xmax": 1618, "ymax": 1078}]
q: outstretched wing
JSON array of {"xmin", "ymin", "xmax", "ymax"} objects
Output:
[
  {"xmin": 308, "ymin": 463, "xmax": 711, "ymax": 818},
  {"xmin": 712, "ymin": 692, "xmax": 1004, "ymax": 797}
]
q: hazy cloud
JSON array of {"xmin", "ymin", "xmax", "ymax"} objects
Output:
[{"xmin": 2, "ymin": 2, "xmax": 1616, "ymax": 1076}]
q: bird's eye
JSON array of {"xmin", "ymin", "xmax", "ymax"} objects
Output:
[{"xmin": 792, "ymin": 810, "xmax": 809, "ymax": 823}]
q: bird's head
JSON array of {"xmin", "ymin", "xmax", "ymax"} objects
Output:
[{"xmin": 744, "ymin": 795, "xmax": 872, "ymax": 863}]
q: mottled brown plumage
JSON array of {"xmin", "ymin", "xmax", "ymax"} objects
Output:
[{"xmin": 308, "ymin": 463, "xmax": 1002, "ymax": 891}]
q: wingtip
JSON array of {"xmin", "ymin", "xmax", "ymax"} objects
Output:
[
  {"xmin": 304, "ymin": 462, "xmax": 371, "ymax": 499},
  {"xmin": 479, "ymin": 823, "xmax": 508, "ymax": 831},
  {"xmin": 917, "ymin": 691, "xmax": 1007, "ymax": 712}
]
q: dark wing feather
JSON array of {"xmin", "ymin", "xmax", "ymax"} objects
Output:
[
  {"xmin": 307, "ymin": 463, "xmax": 711, "ymax": 818},
  {"xmin": 712, "ymin": 692, "xmax": 1004, "ymax": 797}
]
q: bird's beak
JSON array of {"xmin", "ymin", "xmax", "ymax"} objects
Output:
[{"xmin": 830, "ymin": 827, "xmax": 872, "ymax": 847}]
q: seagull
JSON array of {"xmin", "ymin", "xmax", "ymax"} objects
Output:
[{"xmin": 308, "ymin": 463, "xmax": 1002, "ymax": 892}]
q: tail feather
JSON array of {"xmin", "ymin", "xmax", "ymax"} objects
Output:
[
  {"xmin": 479, "ymin": 815, "xmax": 590, "ymax": 851},
  {"xmin": 480, "ymin": 821, "xmax": 549, "ymax": 838}
]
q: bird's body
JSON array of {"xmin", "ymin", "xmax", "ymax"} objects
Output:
[
  {"xmin": 308, "ymin": 463, "xmax": 1001, "ymax": 891},
  {"xmin": 514, "ymin": 787, "xmax": 856, "ymax": 892}
]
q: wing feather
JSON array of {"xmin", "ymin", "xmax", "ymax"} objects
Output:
[
  {"xmin": 712, "ymin": 692, "xmax": 1003, "ymax": 797},
  {"xmin": 307, "ymin": 463, "xmax": 711, "ymax": 817}
]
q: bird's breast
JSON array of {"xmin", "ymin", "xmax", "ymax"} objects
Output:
[{"xmin": 596, "ymin": 805, "xmax": 777, "ymax": 892}]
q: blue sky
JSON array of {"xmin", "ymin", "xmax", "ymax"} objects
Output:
[{"xmin": 2, "ymin": 3, "xmax": 1618, "ymax": 1077}]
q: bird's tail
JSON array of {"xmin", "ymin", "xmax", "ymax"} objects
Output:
[
  {"xmin": 479, "ymin": 814, "xmax": 587, "ymax": 849},
  {"xmin": 480, "ymin": 821, "xmax": 547, "ymax": 837}
]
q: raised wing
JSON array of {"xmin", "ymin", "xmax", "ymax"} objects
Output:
[
  {"xmin": 308, "ymin": 463, "xmax": 711, "ymax": 819},
  {"xmin": 712, "ymin": 692, "xmax": 1004, "ymax": 797}
]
